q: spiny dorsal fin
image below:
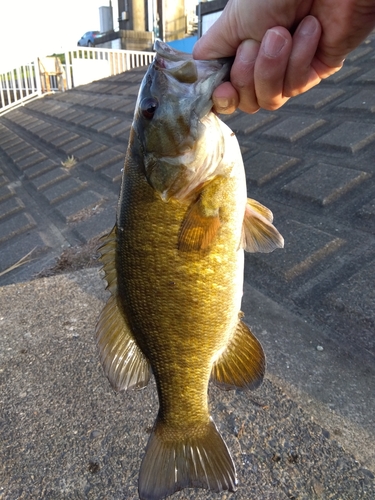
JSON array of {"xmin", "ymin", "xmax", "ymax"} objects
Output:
[
  {"xmin": 138, "ymin": 417, "xmax": 237, "ymax": 500},
  {"xmin": 96, "ymin": 295, "xmax": 151, "ymax": 391},
  {"xmin": 178, "ymin": 200, "xmax": 220, "ymax": 252},
  {"xmin": 242, "ymin": 199, "xmax": 284, "ymax": 253},
  {"xmin": 211, "ymin": 315, "xmax": 265, "ymax": 390}
]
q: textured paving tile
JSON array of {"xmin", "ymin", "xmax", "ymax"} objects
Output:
[
  {"xmin": 84, "ymin": 148, "xmax": 124, "ymax": 172},
  {"xmin": 0, "ymin": 197, "xmax": 25, "ymax": 220},
  {"xmin": 104, "ymin": 121, "xmax": 131, "ymax": 139},
  {"xmin": 226, "ymin": 111, "xmax": 277, "ymax": 135},
  {"xmin": 58, "ymin": 137, "xmax": 91, "ymax": 156},
  {"xmin": 27, "ymin": 120, "xmax": 51, "ymax": 133},
  {"xmin": 90, "ymin": 116, "xmax": 122, "ymax": 133},
  {"xmin": 0, "ymin": 185, "xmax": 16, "ymax": 203},
  {"xmin": 42, "ymin": 178, "xmax": 86, "ymax": 205},
  {"xmin": 0, "ymin": 175, "xmax": 8, "ymax": 187},
  {"xmin": 337, "ymin": 89, "xmax": 375, "ymax": 112},
  {"xmin": 52, "ymin": 108, "xmax": 80, "ymax": 121},
  {"xmin": 314, "ymin": 121, "xmax": 375, "ymax": 153},
  {"xmin": 356, "ymin": 198, "xmax": 375, "ymax": 231},
  {"xmin": 47, "ymin": 131, "xmax": 80, "ymax": 148},
  {"xmin": 100, "ymin": 161, "xmax": 124, "ymax": 183},
  {"xmin": 250, "ymin": 220, "xmax": 345, "ymax": 281},
  {"xmin": 0, "ymin": 231, "xmax": 49, "ymax": 274},
  {"xmin": 54, "ymin": 190, "xmax": 104, "ymax": 222},
  {"xmin": 16, "ymin": 152, "xmax": 48, "ymax": 171},
  {"xmin": 4, "ymin": 142, "xmax": 30, "ymax": 158},
  {"xmin": 327, "ymin": 260, "xmax": 375, "ymax": 331},
  {"xmin": 263, "ymin": 116, "xmax": 326, "ymax": 142},
  {"xmin": 282, "ymin": 164, "xmax": 370, "ymax": 206},
  {"xmin": 245, "ymin": 151, "xmax": 299, "ymax": 186},
  {"xmin": 287, "ymin": 87, "xmax": 345, "ymax": 109},
  {"xmin": 357, "ymin": 199, "xmax": 375, "ymax": 219},
  {"xmin": 0, "ymin": 212, "xmax": 36, "ymax": 244},
  {"xmin": 69, "ymin": 112, "xmax": 100, "ymax": 127},
  {"xmin": 30, "ymin": 167, "xmax": 70, "ymax": 191},
  {"xmin": 72, "ymin": 204, "xmax": 117, "ymax": 243},
  {"xmin": 71, "ymin": 143, "xmax": 107, "ymax": 162},
  {"xmin": 355, "ymin": 68, "xmax": 375, "ymax": 83},
  {"xmin": 345, "ymin": 45, "xmax": 373, "ymax": 62},
  {"xmin": 324, "ymin": 66, "xmax": 361, "ymax": 84},
  {"xmin": 23, "ymin": 159, "xmax": 59, "ymax": 179}
]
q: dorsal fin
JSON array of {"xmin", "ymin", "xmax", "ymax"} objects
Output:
[
  {"xmin": 96, "ymin": 225, "xmax": 151, "ymax": 391},
  {"xmin": 96, "ymin": 295, "xmax": 151, "ymax": 391}
]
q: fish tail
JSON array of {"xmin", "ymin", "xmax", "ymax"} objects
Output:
[{"xmin": 138, "ymin": 417, "xmax": 237, "ymax": 500}]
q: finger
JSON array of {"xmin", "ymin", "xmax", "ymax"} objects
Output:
[
  {"xmin": 193, "ymin": 4, "xmax": 240, "ymax": 59},
  {"xmin": 212, "ymin": 82, "xmax": 239, "ymax": 114},
  {"xmin": 283, "ymin": 16, "xmax": 322, "ymax": 97},
  {"xmin": 310, "ymin": 56, "xmax": 344, "ymax": 81},
  {"xmin": 253, "ymin": 27, "xmax": 293, "ymax": 110},
  {"xmin": 230, "ymin": 39, "xmax": 261, "ymax": 114}
]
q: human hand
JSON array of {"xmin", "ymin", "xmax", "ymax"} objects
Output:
[{"xmin": 193, "ymin": 0, "xmax": 375, "ymax": 113}]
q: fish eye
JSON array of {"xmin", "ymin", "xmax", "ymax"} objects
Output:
[{"xmin": 141, "ymin": 98, "xmax": 158, "ymax": 119}]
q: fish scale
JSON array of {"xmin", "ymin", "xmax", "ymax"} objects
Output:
[{"xmin": 96, "ymin": 40, "xmax": 284, "ymax": 500}]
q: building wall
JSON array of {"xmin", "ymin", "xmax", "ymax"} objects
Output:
[{"xmin": 117, "ymin": 0, "xmax": 196, "ymax": 42}]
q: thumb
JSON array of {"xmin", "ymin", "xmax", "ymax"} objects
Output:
[{"xmin": 193, "ymin": 6, "xmax": 242, "ymax": 59}]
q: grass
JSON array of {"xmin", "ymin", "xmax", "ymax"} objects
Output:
[{"xmin": 0, "ymin": 248, "xmax": 36, "ymax": 278}]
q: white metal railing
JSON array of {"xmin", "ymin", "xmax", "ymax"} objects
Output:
[
  {"xmin": 64, "ymin": 47, "xmax": 155, "ymax": 88},
  {"xmin": 0, "ymin": 61, "xmax": 42, "ymax": 115},
  {"xmin": 0, "ymin": 48, "xmax": 155, "ymax": 116}
]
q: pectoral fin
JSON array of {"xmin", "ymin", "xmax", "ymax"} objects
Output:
[
  {"xmin": 96, "ymin": 225, "xmax": 151, "ymax": 391},
  {"xmin": 242, "ymin": 199, "xmax": 284, "ymax": 253},
  {"xmin": 211, "ymin": 315, "xmax": 265, "ymax": 390},
  {"xmin": 178, "ymin": 178, "xmax": 226, "ymax": 252},
  {"xmin": 178, "ymin": 200, "xmax": 220, "ymax": 252}
]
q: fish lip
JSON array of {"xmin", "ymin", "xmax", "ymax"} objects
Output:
[{"xmin": 153, "ymin": 40, "xmax": 233, "ymax": 103}]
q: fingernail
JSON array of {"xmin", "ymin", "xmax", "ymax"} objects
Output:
[
  {"xmin": 213, "ymin": 96, "xmax": 236, "ymax": 114},
  {"xmin": 238, "ymin": 39, "xmax": 260, "ymax": 64},
  {"xmin": 263, "ymin": 30, "xmax": 287, "ymax": 57},
  {"xmin": 299, "ymin": 16, "xmax": 317, "ymax": 36}
]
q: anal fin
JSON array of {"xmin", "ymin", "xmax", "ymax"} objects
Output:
[
  {"xmin": 211, "ymin": 315, "xmax": 265, "ymax": 390},
  {"xmin": 138, "ymin": 417, "xmax": 237, "ymax": 500}
]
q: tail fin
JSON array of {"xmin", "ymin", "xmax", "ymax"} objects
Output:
[{"xmin": 138, "ymin": 417, "xmax": 237, "ymax": 500}]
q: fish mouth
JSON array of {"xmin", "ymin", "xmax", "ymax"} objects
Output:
[{"xmin": 153, "ymin": 40, "xmax": 233, "ymax": 119}]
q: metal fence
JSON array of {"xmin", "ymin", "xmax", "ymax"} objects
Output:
[
  {"xmin": 0, "ymin": 47, "xmax": 155, "ymax": 116},
  {"xmin": 0, "ymin": 61, "xmax": 42, "ymax": 115}
]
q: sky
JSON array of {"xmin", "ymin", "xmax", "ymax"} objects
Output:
[{"xmin": 0, "ymin": 0, "xmax": 119, "ymax": 72}]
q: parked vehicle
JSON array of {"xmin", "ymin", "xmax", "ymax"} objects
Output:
[{"xmin": 77, "ymin": 31, "xmax": 101, "ymax": 47}]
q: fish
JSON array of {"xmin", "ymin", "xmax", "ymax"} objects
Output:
[{"xmin": 95, "ymin": 40, "xmax": 284, "ymax": 500}]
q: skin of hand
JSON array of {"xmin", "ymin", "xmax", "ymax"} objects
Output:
[{"xmin": 193, "ymin": 0, "xmax": 375, "ymax": 113}]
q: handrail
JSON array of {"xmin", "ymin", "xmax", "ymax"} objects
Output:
[{"xmin": 0, "ymin": 47, "xmax": 155, "ymax": 116}]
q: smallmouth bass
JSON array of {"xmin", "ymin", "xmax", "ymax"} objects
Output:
[{"xmin": 96, "ymin": 40, "xmax": 284, "ymax": 500}]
